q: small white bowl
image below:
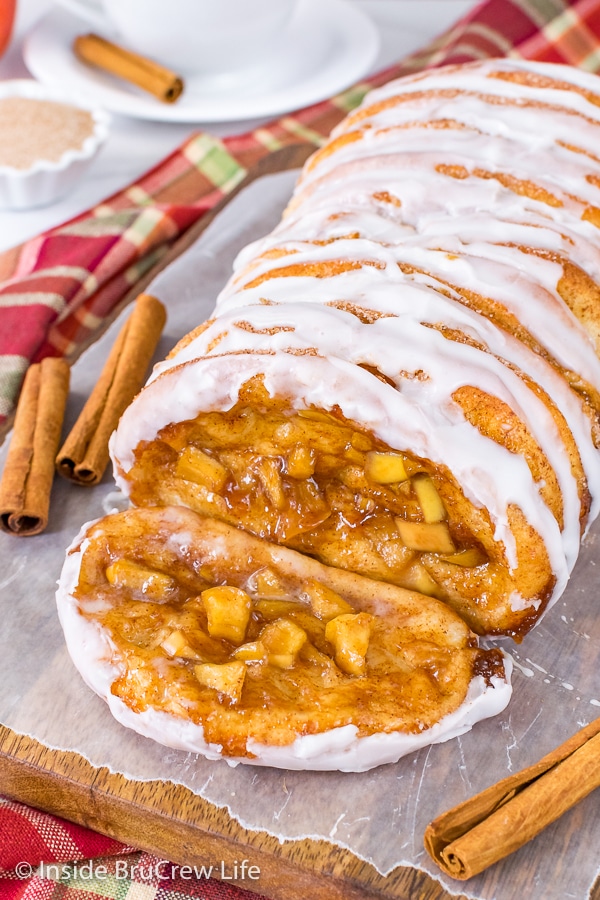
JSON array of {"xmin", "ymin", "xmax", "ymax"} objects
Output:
[{"xmin": 0, "ymin": 79, "xmax": 110, "ymax": 210}]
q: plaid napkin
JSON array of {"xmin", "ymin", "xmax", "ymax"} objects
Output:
[
  {"xmin": 3, "ymin": 0, "xmax": 600, "ymax": 897},
  {"xmin": 0, "ymin": 796, "xmax": 269, "ymax": 900}
]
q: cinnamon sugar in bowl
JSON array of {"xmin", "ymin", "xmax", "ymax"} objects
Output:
[{"xmin": 0, "ymin": 80, "xmax": 109, "ymax": 209}]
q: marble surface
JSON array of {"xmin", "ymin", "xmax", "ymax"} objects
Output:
[{"xmin": 0, "ymin": 0, "xmax": 477, "ymax": 253}]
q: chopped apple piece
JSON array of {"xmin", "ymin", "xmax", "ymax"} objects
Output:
[
  {"xmin": 337, "ymin": 466, "xmax": 361, "ymax": 490},
  {"xmin": 325, "ymin": 612, "xmax": 373, "ymax": 676},
  {"xmin": 232, "ymin": 640, "xmax": 266, "ymax": 661},
  {"xmin": 300, "ymin": 642, "xmax": 335, "ymax": 668},
  {"xmin": 252, "ymin": 566, "xmax": 288, "ymax": 600},
  {"xmin": 160, "ymin": 629, "xmax": 198, "ymax": 659},
  {"xmin": 286, "ymin": 444, "xmax": 315, "ymax": 479},
  {"xmin": 303, "ymin": 579, "xmax": 353, "ymax": 621},
  {"xmin": 256, "ymin": 458, "xmax": 286, "ymax": 509},
  {"xmin": 395, "ymin": 519, "xmax": 456, "ymax": 554},
  {"xmin": 105, "ymin": 559, "xmax": 176, "ymax": 601},
  {"xmin": 297, "ymin": 408, "xmax": 336, "ymax": 423},
  {"xmin": 300, "ymin": 642, "xmax": 343, "ymax": 687},
  {"xmin": 351, "ymin": 431, "xmax": 373, "ymax": 452},
  {"xmin": 273, "ymin": 421, "xmax": 297, "ymax": 445},
  {"xmin": 201, "ymin": 585, "xmax": 252, "ymax": 644},
  {"xmin": 344, "ymin": 447, "xmax": 366, "ymax": 466},
  {"xmin": 176, "ymin": 446, "xmax": 228, "ymax": 492},
  {"xmin": 295, "ymin": 480, "xmax": 330, "ymax": 519},
  {"xmin": 356, "ymin": 494, "xmax": 376, "ymax": 514},
  {"xmin": 364, "ymin": 451, "xmax": 408, "ymax": 484},
  {"xmin": 198, "ymin": 565, "xmax": 216, "ymax": 582},
  {"xmin": 255, "ymin": 599, "xmax": 296, "ymax": 620},
  {"xmin": 440, "ymin": 548, "xmax": 486, "ymax": 567},
  {"xmin": 401, "ymin": 562, "xmax": 440, "ymax": 597},
  {"xmin": 260, "ymin": 618, "xmax": 307, "ymax": 668},
  {"xmin": 411, "ymin": 473, "xmax": 447, "ymax": 523},
  {"xmin": 194, "ymin": 661, "xmax": 246, "ymax": 703}
]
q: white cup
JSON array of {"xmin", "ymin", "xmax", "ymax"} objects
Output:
[{"xmin": 57, "ymin": 0, "xmax": 299, "ymax": 75}]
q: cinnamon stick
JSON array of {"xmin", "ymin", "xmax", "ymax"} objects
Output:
[
  {"xmin": 73, "ymin": 34, "xmax": 184, "ymax": 104},
  {"xmin": 0, "ymin": 358, "xmax": 70, "ymax": 536},
  {"xmin": 424, "ymin": 716, "xmax": 600, "ymax": 880},
  {"xmin": 56, "ymin": 293, "xmax": 166, "ymax": 486}
]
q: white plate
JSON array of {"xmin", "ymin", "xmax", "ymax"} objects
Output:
[{"xmin": 23, "ymin": 0, "xmax": 380, "ymax": 123}]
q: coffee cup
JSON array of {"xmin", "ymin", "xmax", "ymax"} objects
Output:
[{"xmin": 57, "ymin": 0, "xmax": 299, "ymax": 75}]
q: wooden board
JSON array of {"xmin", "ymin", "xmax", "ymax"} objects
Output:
[
  {"xmin": 1, "ymin": 141, "xmax": 599, "ymax": 900},
  {"xmin": 0, "ymin": 725, "xmax": 459, "ymax": 900}
]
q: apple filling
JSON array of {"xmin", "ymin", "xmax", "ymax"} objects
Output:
[
  {"xmin": 72, "ymin": 507, "xmax": 505, "ymax": 757},
  {"xmin": 125, "ymin": 400, "xmax": 487, "ymax": 602}
]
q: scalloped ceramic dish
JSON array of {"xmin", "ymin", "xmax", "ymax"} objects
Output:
[{"xmin": 0, "ymin": 79, "xmax": 110, "ymax": 209}]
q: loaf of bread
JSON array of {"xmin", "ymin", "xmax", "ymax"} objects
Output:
[
  {"xmin": 110, "ymin": 58, "xmax": 600, "ymax": 641},
  {"xmin": 57, "ymin": 58, "xmax": 600, "ymax": 769}
]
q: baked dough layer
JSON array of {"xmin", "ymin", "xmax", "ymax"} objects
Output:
[{"xmin": 56, "ymin": 506, "xmax": 511, "ymax": 771}]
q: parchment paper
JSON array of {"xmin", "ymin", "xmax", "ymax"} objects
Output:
[{"xmin": 1, "ymin": 171, "xmax": 600, "ymax": 900}]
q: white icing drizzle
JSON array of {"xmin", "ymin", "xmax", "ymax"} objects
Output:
[
  {"xmin": 226, "ymin": 183, "xmax": 600, "ymax": 392},
  {"xmin": 111, "ymin": 59, "xmax": 600, "ymax": 629},
  {"xmin": 338, "ymin": 58, "xmax": 600, "ymax": 120},
  {"xmin": 222, "ymin": 229, "xmax": 600, "ymax": 394}
]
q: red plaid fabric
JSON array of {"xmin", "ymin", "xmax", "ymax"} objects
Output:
[
  {"xmin": 3, "ymin": 0, "xmax": 600, "ymax": 898},
  {"xmin": 0, "ymin": 797, "xmax": 269, "ymax": 900}
]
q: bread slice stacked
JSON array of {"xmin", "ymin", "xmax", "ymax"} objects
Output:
[
  {"xmin": 57, "ymin": 59, "xmax": 600, "ymax": 769},
  {"xmin": 111, "ymin": 59, "xmax": 600, "ymax": 640}
]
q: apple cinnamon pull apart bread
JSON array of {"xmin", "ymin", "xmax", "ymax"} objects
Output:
[
  {"xmin": 109, "ymin": 58, "xmax": 600, "ymax": 642},
  {"xmin": 56, "ymin": 506, "xmax": 511, "ymax": 771}
]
